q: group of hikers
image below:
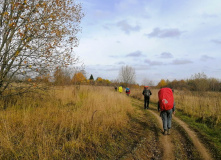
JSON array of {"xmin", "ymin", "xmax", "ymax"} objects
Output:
[
  {"xmin": 115, "ymin": 85, "xmax": 175, "ymax": 135},
  {"xmin": 115, "ymin": 86, "xmax": 130, "ymax": 96}
]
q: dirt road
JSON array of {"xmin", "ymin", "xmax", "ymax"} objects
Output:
[
  {"xmin": 126, "ymin": 99, "xmax": 213, "ymax": 160},
  {"xmin": 149, "ymin": 110, "xmax": 175, "ymax": 160}
]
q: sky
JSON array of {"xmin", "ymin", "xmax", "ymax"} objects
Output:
[{"xmin": 74, "ymin": 0, "xmax": 221, "ymax": 85}]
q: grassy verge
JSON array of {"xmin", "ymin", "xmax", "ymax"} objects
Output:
[
  {"xmin": 0, "ymin": 86, "xmax": 160, "ymax": 159},
  {"xmin": 175, "ymin": 110, "xmax": 221, "ymax": 160},
  {"xmin": 149, "ymin": 100, "xmax": 220, "ymax": 159},
  {"xmin": 150, "ymin": 100, "xmax": 221, "ymax": 159}
]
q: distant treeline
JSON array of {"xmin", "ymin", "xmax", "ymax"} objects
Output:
[{"xmin": 156, "ymin": 72, "xmax": 221, "ymax": 92}]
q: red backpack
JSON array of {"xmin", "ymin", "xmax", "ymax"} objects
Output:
[{"xmin": 158, "ymin": 88, "xmax": 174, "ymax": 111}]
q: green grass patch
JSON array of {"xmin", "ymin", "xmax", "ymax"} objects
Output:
[
  {"xmin": 149, "ymin": 101, "xmax": 221, "ymax": 159},
  {"xmin": 175, "ymin": 110, "xmax": 221, "ymax": 160}
]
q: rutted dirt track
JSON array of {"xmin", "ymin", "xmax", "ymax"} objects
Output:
[
  {"xmin": 173, "ymin": 117, "xmax": 212, "ymax": 160},
  {"xmin": 149, "ymin": 110, "xmax": 175, "ymax": 160},
  {"xmin": 128, "ymin": 99, "xmax": 213, "ymax": 160}
]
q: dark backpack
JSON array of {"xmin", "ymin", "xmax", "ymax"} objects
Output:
[
  {"xmin": 143, "ymin": 89, "xmax": 151, "ymax": 97},
  {"xmin": 158, "ymin": 88, "xmax": 174, "ymax": 111}
]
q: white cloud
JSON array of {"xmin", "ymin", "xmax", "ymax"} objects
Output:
[
  {"xmin": 76, "ymin": 0, "xmax": 221, "ymax": 83},
  {"xmin": 171, "ymin": 59, "xmax": 193, "ymax": 65},
  {"xmin": 200, "ymin": 55, "xmax": 214, "ymax": 61},
  {"xmin": 117, "ymin": 20, "xmax": 141, "ymax": 34},
  {"xmin": 147, "ymin": 28, "xmax": 183, "ymax": 38},
  {"xmin": 126, "ymin": 51, "xmax": 144, "ymax": 57},
  {"xmin": 211, "ymin": 39, "xmax": 221, "ymax": 44},
  {"xmin": 159, "ymin": 52, "xmax": 173, "ymax": 59}
]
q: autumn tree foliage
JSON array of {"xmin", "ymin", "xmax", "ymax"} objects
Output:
[
  {"xmin": 0, "ymin": 0, "xmax": 83, "ymax": 96},
  {"xmin": 157, "ymin": 72, "xmax": 221, "ymax": 91},
  {"xmin": 156, "ymin": 79, "xmax": 167, "ymax": 88},
  {"xmin": 94, "ymin": 77, "xmax": 111, "ymax": 86},
  {"xmin": 71, "ymin": 72, "xmax": 86, "ymax": 85}
]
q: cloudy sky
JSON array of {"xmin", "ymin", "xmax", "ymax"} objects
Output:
[{"xmin": 75, "ymin": 0, "xmax": 221, "ymax": 84}]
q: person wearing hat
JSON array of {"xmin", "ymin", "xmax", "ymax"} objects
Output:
[{"xmin": 142, "ymin": 86, "xmax": 152, "ymax": 109}]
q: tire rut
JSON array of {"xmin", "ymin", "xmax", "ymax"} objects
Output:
[
  {"xmin": 148, "ymin": 110, "xmax": 175, "ymax": 160},
  {"xmin": 131, "ymin": 99, "xmax": 213, "ymax": 160},
  {"xmin": 173, "ymin": 116, "xmax": 213, "ymax": 160}
]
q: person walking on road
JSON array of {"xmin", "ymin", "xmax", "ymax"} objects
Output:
[
  {"xmin": 118, "ymin": 86, "xmax": 123, "ymax": 93},
  {"xmin": 142, "ymin": 86, "xmax": 152, "ymax": 109},
  {"xmin": 125, "ymin": 87, "xmax": 130, "ymax": 96},
  {"xmin": 158, "ymin": 88, "xmax": 175, "ymax": 135}
]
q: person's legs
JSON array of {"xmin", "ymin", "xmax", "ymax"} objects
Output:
[
  {"xmin": 167, "ymin": 109, "xmax": 173, "ymax": 134},
  {"xmin": 144, "ymin": 97, "xmax": 147, "ymax": 109},
  {"xmin": 161, "ymin": 111, "xmax": 167, "ymax": 134},
  {"xmin": 146, "ymin": 96, "xmax": 150, "ymax": 109}
]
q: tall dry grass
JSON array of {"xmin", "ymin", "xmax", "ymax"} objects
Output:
[
  {"xmin": 0, "ymin": 85, "xmax": 136, "ymax": 159},
  {"xmin": 130, "ymin": 87, "xmax": 221, "ymax": 125}
]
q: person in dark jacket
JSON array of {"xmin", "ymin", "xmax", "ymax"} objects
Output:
[{"xmin": 142, "ymin": 86, "xmax": 152, "ymax": 109}]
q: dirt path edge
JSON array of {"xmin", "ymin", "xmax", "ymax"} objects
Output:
[{"xmin": 173, "ymin": 116, "xmax": 213, "ymax": 160}]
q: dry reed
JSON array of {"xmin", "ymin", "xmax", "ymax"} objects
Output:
[{"xmin": 0, "ymin": 85, "xmax": 135, "ymax": 159}]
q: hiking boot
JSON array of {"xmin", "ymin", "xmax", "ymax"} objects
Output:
[
  {"xmin": 167, "ymin": 129, "xmax": 170, "ymax": 135},
  {"xmin": 163, "ymin": 130, "xmax": 167, "ymax": 135}
]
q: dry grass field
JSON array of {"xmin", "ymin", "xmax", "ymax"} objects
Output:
[
  {"xmin": 0, "ymin": 86, "xmax": 138, "ymax": 159},
  {"xmin": 0, "ymin": 85, "xmax": 220, "ymax": 159},
  {"xmin": 130, "ymin": 87, "xmax": 221, "ymax": 126}
]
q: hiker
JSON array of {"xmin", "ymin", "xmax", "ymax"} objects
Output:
[
  {"xmin": 114, "ymin": 86, "xmax": 117, "ymax": 91},
  {"xmin": 125, "ymin": 87, "xmax": 130, "ymax": 96},
  {"xmin": 118, "ymin": 86, "xmax": 123, "ymax": 93},
  {"xmin": 158, "ymin": 88, "xmax": 175, "ymax": 135},
  {"xmin": 142, "ymin": 86, "xmax": 152, "ymax": 109}
]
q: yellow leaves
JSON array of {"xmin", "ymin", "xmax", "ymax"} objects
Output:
[
  {"xmin": 24, "ymin": 0, "xmax": 27, "ymax": 4},
  {"xmin": 72, "ymin": 72, "xmax": 86, "ymax": 84},
  {"xmin": 157, "ymin": 79, "xmax": 167, "ymax": 88},
  {"xmin": 29, "ymin": 65, "xmax": 32, "ymax": 68},
  {"xmin": 44, "ymin": 22, "xmax": 49, "ymax": 27},
  {"xmin": 3, "ymin": 12, "xmax": 9, "ymax": 16},
  {"xmin": 56, "ymin": 30, "xmax": 61, "ymax": 36},
  {"xmin": 9, "ymin": 22, "xmax": 15, "ymax": 28},
  {"xmin": 15, "ymin": 51, "xmax": 20, "ymax": 56},
  {"xmin": 26, "ymin": 37, "xmax": 32, "ymax": 42},
  {"xmin": 24, "ymin": 61, "xmax": 27, "ymax": 64},
  {"xmin": 28, "ymin": 78, "xmax": 32, "ymax": 82}
]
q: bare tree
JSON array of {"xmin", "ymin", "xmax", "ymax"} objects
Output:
[
  {"xmin": 118, "ymin": 65, "xmax": 136, "ymax": 85},
  {"xmin": 141, "ymin": 78, "xmax": 154, "ymax": 86},
  {"xmin": 0, "ymin": 0, "xmax": 84, "ymax": 96}
]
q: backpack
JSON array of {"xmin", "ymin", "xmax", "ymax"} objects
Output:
[
  {"xmin": 158, "ymin": 88, "xmax": 174, "ymax": 111},
  {"xmin": 125, "ymin": 87, "xmax": 130, "ymax": 93},
  {"xmin": 143, "ymin": 89, "xmax": 150, "ymax": 97}
]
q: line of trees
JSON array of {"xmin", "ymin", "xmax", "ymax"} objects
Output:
[{"xmin": 156, "ymin": 72, "xmax": 221, "ymax": 92}]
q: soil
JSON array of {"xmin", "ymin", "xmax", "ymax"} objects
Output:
[{"xmin": 124, "ymin": 99, "xmax": 214, "ymax": 160}]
